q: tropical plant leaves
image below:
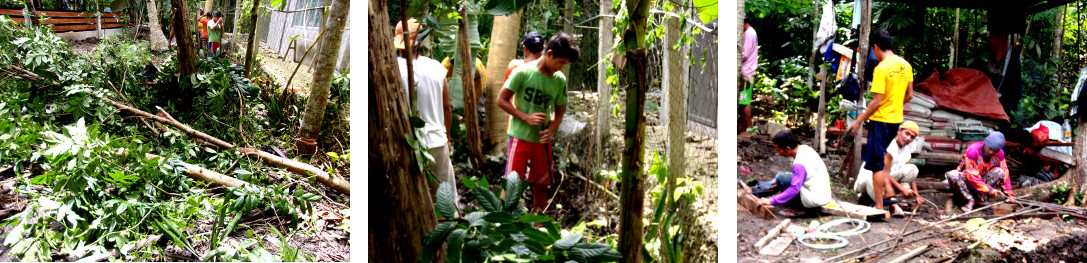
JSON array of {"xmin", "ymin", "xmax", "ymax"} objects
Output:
[
  {"xmin": 421, "ymin": 222, "xmax": 456, "ymax": 263},
  {"xmin": 482, "ymin": 0, "xmax": 534, "ymax": 16},
  {"xmin": 436, "ymin": 182, "xmax": 457, "ymax": 218}
]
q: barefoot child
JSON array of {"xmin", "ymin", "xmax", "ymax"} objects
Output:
[{"xmin": 497, "ymin": 32, "xmax": 579, "ymax": 213}]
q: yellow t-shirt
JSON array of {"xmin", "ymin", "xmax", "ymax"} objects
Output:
[{"xmin": 869, "ymin": 54, "xmax": 913, "ymax": 123}]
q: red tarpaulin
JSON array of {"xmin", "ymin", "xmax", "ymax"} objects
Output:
[{"xmin": 914, "ymin": 68, "xmax": 1010, "ymax": 122}]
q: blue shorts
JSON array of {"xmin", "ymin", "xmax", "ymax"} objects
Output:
[{"xmin": 862, "ymin": 121, "xmax": 900, "ymax": 172}]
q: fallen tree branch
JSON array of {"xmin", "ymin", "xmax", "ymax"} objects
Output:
[
  {"xmin": 95, "ymin": 95, "xmax": 350, "ymax": 194},
  {"xmin": 239, "ymin": 147, "xmax": 349, "ymax": 194},
  {"xmin": 571, "ymin": 173, "xmax": 618, "ymax": 200},
  {"xmin": 144, "ymin": 153, "xmax": 247, "ymax": 188}
]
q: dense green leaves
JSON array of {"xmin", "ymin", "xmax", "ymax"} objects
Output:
[{"xmin": 420, "ymin": 174, "xmax": 618, "ymax": 263}]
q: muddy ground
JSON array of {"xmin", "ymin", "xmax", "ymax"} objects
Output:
[
  {"xmin": 737, "ymin": 133, "xmax": 1087, "ymax": 262},
  {"xmin": 454, "ymin": 89, "xmax": 719, "ymax": 262}
]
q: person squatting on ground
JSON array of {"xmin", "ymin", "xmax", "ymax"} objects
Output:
[
  {"xmin": 394, "ymin": 18, "xmax": 459, "ymax": 210},
  {"xmin": 845, "ymin": 27, "xmax": 914, "ymax": 213},
  {"xmin": 497, "ymin": 32, "xmax": 579, "ymax": 214},
  {"xmin": 207, "ymin": 11, "xmax": 224, "ymax": 55},
  {"xmin": 854, "ymin": 121, "xmax": 922, "ymax": 217},
  {"xmin": 738, "ymin": 14, "xmax": 758, "ymax": 137},
  {"xmin": 505, "ymin": 31, "xmax": 545, "ymax": 82},
  {"xmin": 757, "ymin": 130, "xmax": 832, "ymax": 217},
  {"xmin": 946, "ymin": 132, "xmax": 1018, "ymax": 212}
]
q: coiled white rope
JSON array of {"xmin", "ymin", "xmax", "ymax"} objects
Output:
[
  {"xmin": 816, "ymin": 218, "xmax": 871, "ymax": 237},
  {"xmin": 796, "ymin": 233, "xmax": 849, "ymax": 250}
]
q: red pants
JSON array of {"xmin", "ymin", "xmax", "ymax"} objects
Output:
[
  {"xmin": 506, "ymin": 137, "xmax": 553, "ymax": 185},
  {"xmin": 208, "ymin": 42, "xmax": 221, "ymax": 55}
]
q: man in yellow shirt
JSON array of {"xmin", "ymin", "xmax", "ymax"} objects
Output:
[{"xmin": 846, "ymin": 28, "xmax": 913, "ymax": 213}]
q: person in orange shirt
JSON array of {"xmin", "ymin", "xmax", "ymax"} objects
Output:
[
  {"xmin": 198, "ymin": 11, "xmax": 210, "ymax": 52},
  {"xmin": 504, "ymin": 31, "xmax": 545, "ymax": 82}
]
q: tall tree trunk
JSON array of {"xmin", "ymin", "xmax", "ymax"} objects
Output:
[
  {"xmin": 204, "ymin": 0, "xmax": 214, "ymax": 13},
  {"xmin": 848, "ymin": 0, "xmax": 872, "ymax": 179},
  {"xmin": 617, "ymin": 0, "xmax": 648, "ymax": 260},
  {"xmin": 558, "ymin": 0, "xmax": 575, "ymax": 76},
  {"xmin": 952, "ymin": 8, "xmax": 959, "ymax": 68},
  {"xmin": 147, "ymin": 0, "xmax": 169, "ymax": 51},
  {"xmin": 368, "ymin": 0, "xmax": 440, "ymax": 261},
  {"xmin": 662, "ymin": 15, "xmax": 686, "ymax": 209},
  {"xmin": 483, "ymin": 12, "xmax": 522, "ymax": 153},
  {"xmin": 1054, "ymin": 5, "xmax": 1065, "ymax": 90},
  {"xmin": 244, "ymin": 0, "xmax": 260, "ymax": 77},
  {"xmin": 171, "ymin": 0, "xmax": 197, "ymax": 77},
  {"xmin": 293, "ymin": 0, "xmax": 348, "ymax": 155},
  {"xmin": 459, "ymin": 5, "xmax": 485, "ymax": 168},
  {"xmin": 595, "ymin": 0, "xmax": 614, "ymax": 170}
]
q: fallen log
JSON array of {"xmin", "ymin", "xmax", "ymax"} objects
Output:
[
  {"xmin": 915, "ymin": 180, "xmax": 951, "ymax": 192},
  {"xmin": 96, "ymin": 95, "xmax": 350, "ymax": 195},
  {"xmin": 753, "ymin": 219, "xmax": 791, "ymax": 252}
]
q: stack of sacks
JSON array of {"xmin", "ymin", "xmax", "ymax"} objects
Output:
[{"xmin": 905, "ymin": 94, "xmax": 935, "ymax": 135}]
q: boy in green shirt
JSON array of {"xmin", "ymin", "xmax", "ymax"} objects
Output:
[{"xmin": 497, "ymin": 32, "xmax": 579, "ymax": 213}]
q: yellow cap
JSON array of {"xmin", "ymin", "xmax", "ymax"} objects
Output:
[{"xmin": 900, "ymin": 120, "xmax": 920, "ymax": 135}]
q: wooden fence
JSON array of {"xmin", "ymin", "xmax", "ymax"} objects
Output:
[{"xmin": 0, "ymin": 8, "xmax": 132, "ymax": 33}]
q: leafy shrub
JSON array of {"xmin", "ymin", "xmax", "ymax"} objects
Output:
[{"xmin": 421, "ymin": 174, "xmax": 622, "ymax": 263}]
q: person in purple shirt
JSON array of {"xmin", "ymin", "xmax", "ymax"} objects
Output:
[{"xmin": 757, "ymin": 130, "xmax": 833, "ymax": 217}]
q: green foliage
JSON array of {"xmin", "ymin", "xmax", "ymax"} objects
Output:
[
  {"xmin": 420, "ymin": 174, "xmax": 621, "ymax": 262},
  {"xmin": 752, "ymin": 56, "xmax": 821, "ymax": 127},
  {"xmin": 1053, "ymin": 184, "xmax": 1072, "ymax": 204},
  {"xmin": 483, "ymin": 0, "xmax": 534, "ymax": 16},
  {"xmin": 643, "ymin": 151, "xmax": 701, "ymax": 263}
]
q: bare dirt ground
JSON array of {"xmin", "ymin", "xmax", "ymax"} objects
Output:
[{"xmin": 736, "ymin": 134, "xmax": 1087, "ymax": 262}]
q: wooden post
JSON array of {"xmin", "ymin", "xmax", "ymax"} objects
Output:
[
  {"xmin": 1054, "ymin": 5, "xmax": 1066, "ymax": 90},
  {"xmin": 817, "ymin": 63, "xmax": 828, "ymax": 154},
  {"xmin": 848, "ymin": 0, "xmax": 872, "ymax": 179},
  {"xmin": 458, "ymin": 5, "xmax": 485, "ymax": 168},
  {"xmin": 663, "ymin": 14, "xmax": 686, "ymax": 208},
  {"xmin": 595, "ymin": 0, "xmax": 614, "ymax": 170},
  {"xmin": 806, "ymin": 0, "xmax": 819, "ymax": 145}
]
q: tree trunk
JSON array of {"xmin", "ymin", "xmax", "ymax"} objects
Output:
[
  {"xmin": 147, "ymin": 0, "xmax": 169, "ymax": 51},
  {"xmin": 662, "ymin": 15, "xmax": 686, "ymax": 209},
  {"xmin": 459, "ymin": 5, "xmax": 485, "ymax": 168},
  {"xmin": 368, "ymin": 0, "xmax": 441, "ymax": 260},
  {"xmin": 848, "ymin": 0, "xmax": 872, "ymax": 180},
  {"xmin": 144, "ymin": 153, "xmax": 247, "ymax": 187},
  {"xmin": 558, "ymin": 0, "xmax": 575, "ymax": 76},
  {"xmin": 171, "ymin": 0, "xmax": 197, "ymax": 77},
  {"xmin": 617, "ymin": 0, "xmax": 649, "ymax": 261},
  {"xmin": 294, "ymin": 0, "xmax": 349, "ymax": 155},
  {"xmin": 595, "ymin": 0, "xmax": 614, "ymax": 171},
  {"xmin": 25, "ymin": 0, "xmax": 39, "ymax": 26},
  {"xmin": 483, "ymin": 12, "xmax": 522, "ymax": 153},
  {"xmin": 203, "ymin": 0, "xmax": 213, "ymax": 13},
  {"xmin": 244, "ymin": 0, "xmax": 261, "ymax": 77},
  {"xmin": 951, "ymin": 8, "xmax": 959, "ymax": 68},
  {"xmin": 1054, "ymin": 5, "xmax": 1065, "ymax": 89}
]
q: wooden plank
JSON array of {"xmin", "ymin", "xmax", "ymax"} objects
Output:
[
  {"xmin": 1040, "ymin": 147, "xmax": 1075, "ymax": 165},
  {"xmin": 52, "ymin": 22, "xmax": 130, "ymax": 32},
  {"xmin": 36, "ymin": 10, "xmax": 122, "ymax": 18},
  {"xmin": 3, "ymin": 17, "xmax": 22, "ymax": 23},
  {"xmin": 916, "ymin": 152, "xmax": 962, "ymax": 162},
  {"xmin": 757, "ymin": 236, "xmax": 793, "ymax": 256},
  {"xmin": 822, "ymin": 200, "xmax": 887, "ymax": 221},
  {"xmin": 40, "ymin": 17, "xmax": 98, "ymax": 24},
  {"xmin": 0, "ymin": 8, "xmax": 23, "ymax": 16},
  {"xmin": 753, "ymin": 219, "xmax": 791, "ymax": 251}
]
